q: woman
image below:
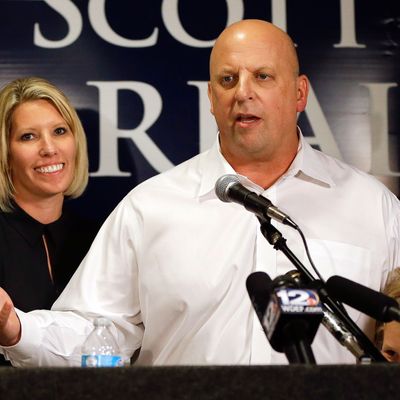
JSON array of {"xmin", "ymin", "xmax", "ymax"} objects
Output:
[
  {"xmin": 0, "ymin": 77, "xmax": 99, "ymax": 326},
  {"xmin": 375, "ymin": 268, "xmax": 400, "ymax": 362}
]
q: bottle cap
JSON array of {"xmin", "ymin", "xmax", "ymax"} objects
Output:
[{"xmin": 94, "ymin": 317, "xmax": 111, "ymax": 327}]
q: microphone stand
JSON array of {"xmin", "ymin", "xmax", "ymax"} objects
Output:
[
  {"xmin": 257, "ymin": 217, "xmax": 387, "ymax": 363},
  {"xmin": 281, "ymin": 320, "xmax": 317, "ymax": 364}
]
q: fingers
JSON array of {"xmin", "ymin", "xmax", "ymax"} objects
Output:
[
  {"xmin": 0, "ymin": 300, "xmax": 12, "ymax": 326},
  {"xmin": 0, "ymin": 287, "xmax": 21, "ymax": 346}
]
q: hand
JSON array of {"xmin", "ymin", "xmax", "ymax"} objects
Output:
[{"xmin": 0, "ymin": 287, "xmax": 21, "ymax": 346}]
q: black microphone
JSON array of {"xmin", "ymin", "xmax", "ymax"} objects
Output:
[
  {"xmin": 246, "ymin": 271, "xmax": 323, "ymax": 364},
  {"xmin": 280, "ymin": 270, "xmax": 366, "ymax": 360},
  {"xmin": 246, "ymin": 271, "xmax": 273, "ymax": 320},
  {"xmin": 326, "ymin": 275, "xmax": 400, "ymax": 323},
  {"xmin": 215, "ymin": 174, "xmax": 297, "ymax": 229}
]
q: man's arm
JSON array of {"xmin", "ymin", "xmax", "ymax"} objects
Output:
[{"xmin": 0, "ymin": 195, "xmax": 144, "ymax": 367}]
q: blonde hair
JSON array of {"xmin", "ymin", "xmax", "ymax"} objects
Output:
[
  {"xmin": 375, "ymin": 268, "xmax": 400, "ymax": 348},
  {"xmin": 0, "ymin": 77, "xmax": 89, "ymax": 212},
  {"xmin": 382, "ymin": 268, "xmax": 400, "ymax": 304}
]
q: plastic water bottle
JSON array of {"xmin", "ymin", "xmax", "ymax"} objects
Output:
[{"xmin": 81, "ymin": 317, "xmax": 123, "ymax": 367}]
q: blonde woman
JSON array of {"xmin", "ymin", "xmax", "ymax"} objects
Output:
[{"xmin": 0, "ymin": 77, "xmax": 98, "ymax": 318}]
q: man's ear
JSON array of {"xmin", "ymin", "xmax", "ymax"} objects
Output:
[
  {"xmin": 208, "ymin": 82, "xmax": 215, "ymax": 115},
  {"xmin": 296, "ymin": 74, "xmax": 309, "ymax": 113}
]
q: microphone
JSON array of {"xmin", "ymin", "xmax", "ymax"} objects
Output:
[
  {"xmin": 215, "ymin": 174, "xmax": 297, "ymax": 229},
  {"xmin": 245, "ymin": 271, "xmax": 273, "ymax": 320},
  {"xmin": 246, "ymin": 271, "xmax": 323, "ymax": 364},
  {"xmin": 280, "ymin": 270, "xmax": 366, "ymax": 360},
  {"xmin": 326, "ymin": 275, "xmax": 400, "ymax": 323}
]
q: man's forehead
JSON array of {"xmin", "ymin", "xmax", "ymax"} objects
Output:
[
  {"xmin": 211, "ymin": 46, "xmax": 280, "ymax": 69},
  {"xmin": 210, "ymin": 34, "xmax": 296, "ymax": 76},
  {"xmin": 213, "ymin": 61, "xmax": 274, "ymax": 73}
]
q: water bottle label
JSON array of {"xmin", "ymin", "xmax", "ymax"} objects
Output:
[{"xmin": 81, "ymin": 355, "xmax": 123, "ymax": 367}]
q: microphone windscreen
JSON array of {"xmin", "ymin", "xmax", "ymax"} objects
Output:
[
  {"xmin": 215, "ymin": 174, "xmax": 239, "ymax": 202},
  {"xmin": 246, "ymin": 271, "xmax": 273, "ymax": 318},
  {"xmin": 326, "ymin": 275, "xmax": 398, "ymax": 322}
]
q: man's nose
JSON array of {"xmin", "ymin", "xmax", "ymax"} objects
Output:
[{"xmin": 234, "ymin": 73, "xmax": 255, "ymax": 102}]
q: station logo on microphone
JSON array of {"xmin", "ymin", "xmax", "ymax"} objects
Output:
[{"xmin": 275, "ymin": 288, "xmax": 322, "ymax": 312}]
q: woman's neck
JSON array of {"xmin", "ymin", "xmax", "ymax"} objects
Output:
[{"xmin": 14, "ymin": 195, "xmax": 64, "ymax": 224}]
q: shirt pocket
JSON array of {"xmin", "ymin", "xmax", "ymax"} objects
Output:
[{"xmin": 306, "ymin": 238, "xmax": 372, "ymax": 323}]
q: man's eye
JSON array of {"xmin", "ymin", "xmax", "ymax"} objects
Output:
[
  {"xmin": 20, "ymin": 133, "xmax": 35, "ymax": 141},
  {"xmin": 221, "ymin": 76, "xmax": 234, "ymax": 85},
  {"xmin": 258, "ymin": 73, "xmax": 269, "ymax": 80}
]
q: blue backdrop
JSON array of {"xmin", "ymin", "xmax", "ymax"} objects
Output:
[{"xmin": 0, "ymin": 0, "xmax": 398, "ymax": 223}]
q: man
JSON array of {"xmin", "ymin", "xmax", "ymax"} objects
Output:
[
  {"xmin": 208, "ymin": 19, "xmax": 306, "ymax": 188},
  {"xmin": 1, "ymin": 20, "xmax": 399, "ymax": 366},
  {"xmin": 376, "ymin": 268, "xmax": 400, "ymax": 362}
]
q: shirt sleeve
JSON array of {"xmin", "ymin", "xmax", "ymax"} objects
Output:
[
  {"xmin": 383, "ymin": 189, "xmax": 400, "ymax": 288},
  {"xmin": 2, "ymin": 194, "xmax": 144, "ymax": 367}
]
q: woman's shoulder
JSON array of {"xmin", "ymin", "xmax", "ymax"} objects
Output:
[{"xmin": 48, "ymin": 203, "xmax": 101, "ymax": 247}]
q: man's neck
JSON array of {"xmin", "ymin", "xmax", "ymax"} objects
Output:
[
  {"xmin": 231, "ymin": 161, "xmax": 287, "ymax": 189},
  {"xmin": 219, "ymin": 132, "xmax": 299, "ymax": 189},
  {"xmin": 224, "ymin": 148, "xmax": 298, "ymax": 189}
]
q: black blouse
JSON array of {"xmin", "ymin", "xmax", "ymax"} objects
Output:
[
  {"xmin": 0, "ymin": 203, "xmax": 100, "ymax": 312},
  {"xmin": 0, "ymin": 203, "xmax": 100, "ymax": 366}
]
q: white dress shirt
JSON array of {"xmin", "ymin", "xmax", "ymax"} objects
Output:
[{"xmin": 4, "ymin": 133, "xmax": 400, "ymax": 366}]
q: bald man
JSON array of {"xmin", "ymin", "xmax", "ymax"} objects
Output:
[
  {"xmin": 1, "ymin": 20, "xmax": 400, "ymax": 367},
  {"xmin": 208, "ymin": 19, "xmax": 307, "ymax": 188}
]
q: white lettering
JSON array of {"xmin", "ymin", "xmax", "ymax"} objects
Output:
[
  {"xmin": 360, "ymin": 82, "xmax": 400, "ymax": 176},
  {"xmin": 162, "ymin": 0, "xmax": 244, "ymax": 47},
  {"xmin": 303, "ymin": 83, "xmax": 343, "ymax": 160},
  {"xmin": 87, "ymin": 81, "xmax": 174, "ymax": 177},
  {"xmin": 271, "ymin": 0, "xmax": 287, "ymax": 31},
  {"xmin": 187, "ymin": 81, "xmax": 218, "ymax": 152},
  {"xmin": 34, "ymin": 0, "xmax": 82, "ymax": 48},
  {"xmin": 334, "ymin": 0, "xmax": 365, "ymax": 48}
]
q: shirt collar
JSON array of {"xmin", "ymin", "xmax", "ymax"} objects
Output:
[
  {"xmin": 3, "ymin": 202, "xmax": 45, "ymax": 246},
  {"xmin": 197, "ymin": 128, "xmax": 335, "ymax": 200},
  {"xmin": 284, "ymin": 129, "xmax": 335, "ymax": 188},
  {"xmin": 197, "ymin": 137, "xmax": 236, "ymax": 200},
  {"xmin": 3, "ymin": 202, "xmax": 70, "ymax": 247}
]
